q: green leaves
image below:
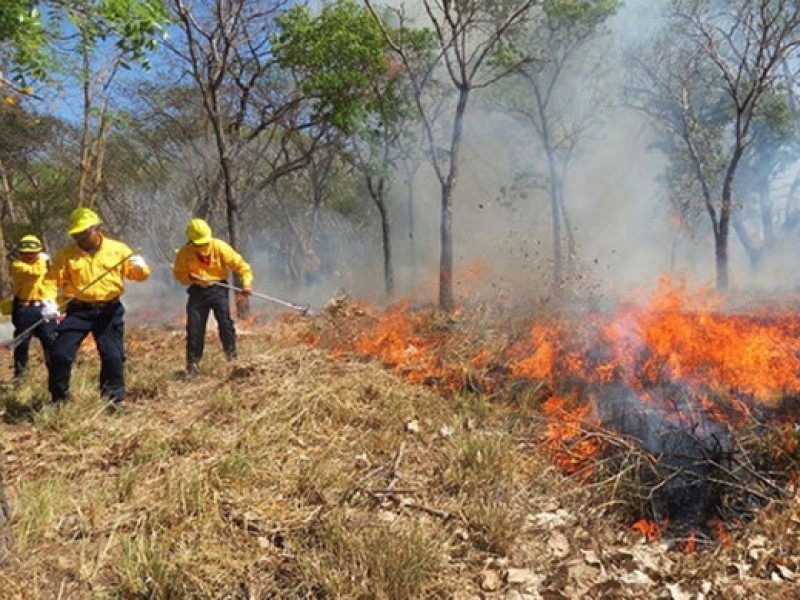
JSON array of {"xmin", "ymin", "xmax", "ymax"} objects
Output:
[
  {"xmin": 273, "ymin": 0, "xmax": 398, "ymax": 133},
  {"xmin": 0, "ymin": 0, "xmax": 169, "ymax": 83},
  {"xmin": 95, "ymin": 0, "xmax": 169, "ymax": 68},
  {"xmin": 0, "ymin": 0, "xmax": 48, "ymax": 81},
  {"xmin": 544, "ymin": 0, "xmax": 621, "ymax": 24}
]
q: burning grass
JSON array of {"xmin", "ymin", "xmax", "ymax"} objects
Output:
[
  {"xmin": 287, "ymin": 280, "xmax": 800, "ymax": 550},
  {"xmin": 2, "ymin": 279, "xmax": 800, "ymax": 596}
]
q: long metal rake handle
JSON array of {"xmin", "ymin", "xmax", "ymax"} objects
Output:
[{"xmin": 202, "ymin": 279, "xmax": 311, "ymax": 315}]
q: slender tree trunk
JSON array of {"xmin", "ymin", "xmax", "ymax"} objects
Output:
[
  {"xmin": 370, "ymin": 177, "xmax": 395, "ymax": 298},
  {"xmin": 546, "ymin": 151, "xmax": 563, "ymax": 287},
  {"xmin": 440, "ymin": 182, "xmax": 454, "ymax": 311},
  {"xmin": 716, "ymin": 145, "xmax": 744, "ymax": 291},
  {"xmin": 538, "ymin": 91, "xmax": 563, "ymax": 287},
  {"xmin": 439, "ymin": 87, "xmax": 470, "ymax": 312},
  {"xmin": 559, "ymin": 187, "xmax": 577, "ymax": 278},
  {"xmin": 715, "ymin": 228, "xmax": 728, "ymax": 291},
  {"xmin": 223, "ymin": 158, "xmax": 250, "ymax": 319},
  {"xmin": 78, "ymin": 36, "xmax": 91, "ymax": 206},
  {"xmin": 211, "ymin": 109, "xmax": 249, "ymax": 318}
]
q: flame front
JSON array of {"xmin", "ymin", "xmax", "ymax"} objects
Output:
[{"xmin": 296, "ymin": 277, "xmax": 800, "ymax": 540}]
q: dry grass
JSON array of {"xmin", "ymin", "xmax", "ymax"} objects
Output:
[{"xmin": 0, "ymin": 319, "xmax": 799, "ymax": 598}]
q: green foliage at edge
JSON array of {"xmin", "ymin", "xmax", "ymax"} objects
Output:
[{"xmin": 0, "ymin": 0, "xmax": 169, "ymax": 83}]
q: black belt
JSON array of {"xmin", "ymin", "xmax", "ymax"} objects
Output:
[
  {"xmin": 69, "ymin": 298, "xmax": 120, "ymax": 310},
  {"xmin": 189, "ymin": 282, "xmax": 225, "ymax": 292},
  {"xmin": 13, "ymin": 298, "xmax": 44, "ymax": 307}
]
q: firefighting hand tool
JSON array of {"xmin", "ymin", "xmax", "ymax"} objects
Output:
[
  {"xmin": 4, "ymin": 249, "xmax": 141, "ymax": 350},
  {"xmin": 192, "ymin": 276, "xmax": 311, "ymax": 315}
]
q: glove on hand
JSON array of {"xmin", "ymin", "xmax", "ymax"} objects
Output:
[
  {"xmin": 39, "ymin": 252, "xmax": 51, "ymax": 262},
  {"xmin": 41, "ymin": 300, "xmax": 60, "ymax": 322},
  {"xmin": 128, "ymin": 254, "xmax": 147, "ymax": 269}
]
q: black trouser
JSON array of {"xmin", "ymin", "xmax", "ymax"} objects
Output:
[
  {"xmin": 11, "ymin": 302, "xmax": 57, "ymax": 378},
  {"xmin": 186, "ymin": 284, "xmax": 236, "ymax": 366},
  {"xmin": 49, "ymin": 300, "xmax": 125, "ymax": 404}
]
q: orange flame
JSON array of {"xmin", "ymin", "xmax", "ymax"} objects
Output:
[
  {"xmin": 684, "ymin": 531, "xmax": 696, "ymax": 553},
  {"xmin": 290, "ymin": 277, "xmax": 800, "ymax": 536},
  {"xmin": 632, "ymin": 518, "xmax": 668, "ymax": 542}
]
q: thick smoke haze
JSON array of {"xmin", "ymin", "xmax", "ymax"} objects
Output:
[
  {"xmin": 115, "ymin": 0, "xmax": 800, "ymax": 327},
  {"xmin": 372, "ymin": 0, "xmax": 800, "ymax": 309}
]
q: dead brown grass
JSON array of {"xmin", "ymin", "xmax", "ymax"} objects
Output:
[{"xmin": 0, "ymin": 319, "xmax": 798, "ymax": 598}]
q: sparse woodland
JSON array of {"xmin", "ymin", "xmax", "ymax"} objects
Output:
[{"xmin": 2, "ymin": 1, "xmax": 800, "ymax": 598}]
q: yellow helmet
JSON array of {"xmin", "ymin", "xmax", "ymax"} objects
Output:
[
  {"xmin": 18, "ymin": 234, "xmax": 43, "ymax": 253},
  {"xmin": 68, "ymin": 207, "xmax": 102, "ymax": 235},
  {"xmin": 186, "ymin": 218, "xmax": 213, "ymax": 245}
]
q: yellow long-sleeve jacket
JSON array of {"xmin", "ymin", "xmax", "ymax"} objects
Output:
[
  {"xmin": 11, "ymin": 254, "xmax": 57, "ymax": 303},
  {"xmin": 45, "ymin": 235, "xmax": 150, "ymax": 302},
  {"xmin": 173, "ymin": 238, "xmax": 253, "ymax": 288}
]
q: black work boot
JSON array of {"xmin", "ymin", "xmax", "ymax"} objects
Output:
[{"xmin": 186, "ymin": 363, "xmax": 199, "ymax": 379}]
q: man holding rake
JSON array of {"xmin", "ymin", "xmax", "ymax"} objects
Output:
[
  {"xmin": 44, "ymin": 207, "xmax": 151, "ymax": 410},
  {"xmin": 172, "ymin": 218, "xmax": 253, "ymax": 378}
]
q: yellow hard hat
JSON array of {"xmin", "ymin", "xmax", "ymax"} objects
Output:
[
  {"xmin": 18, "ymin": 234, "xmax": 43, "ymax": 253},
  {"xmin": 186, "ymin": 218, "xmax": 213, "ymax": 245},
  {"xmin": 68, "ymin": 207, "xmax": 102, "ymax": 235}
]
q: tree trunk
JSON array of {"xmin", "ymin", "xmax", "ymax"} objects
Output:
[
  {"xmin": 439, "ymin": 87, "xmax": 470, "ymax": 312},
  {"xmin": 539, "ymin": 93, "xmax": 563, "ymax": 288},
  {"xmin": 223, "ymin": 159, "xmax": 250, "ymax": 319},
  {"xmin": 376, "ymin": 193, "xmax": 395, "ymax": 298},
  {"xmin": 439, "ymin": 183, "xmax": 454, "ymax": 312},
  {"xmin": 367, "ymin": 173, "xmax": 395, "ymax": 298},
  {"xmin": 716, "ymin": 145, "xmax": 744, "ymax": 291},
  {"xmin": 547, "ymin": 161, "xmax": 563, "ymax": 287}
]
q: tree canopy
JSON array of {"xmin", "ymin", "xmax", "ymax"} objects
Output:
[{"xmin": 0, "ymin": 0, "xmax": 168, "ymax": 84}]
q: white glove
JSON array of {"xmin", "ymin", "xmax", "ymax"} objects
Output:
[
  {"xmin": 128, "ymin": 254, "xmax": 147, "ymax": 269},
  {"xmin": 39, "ymin": 252, "xmax": 50, "ymax": 262},
  {"xmin": 41, "ymin": 300, "xmax": 60, "ymax": 322}
]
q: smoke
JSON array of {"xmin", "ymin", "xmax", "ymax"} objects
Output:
[
  {"xmin": 115, "ymin": 0, "xmax": 800, "ymax": 323},
  {"xmin": 372, "ymin": 0, "xmax": 800, "ymax": 308},
  {"xmin": 373, "ymin": 0, "xmax": 689, "ymax": 307}
]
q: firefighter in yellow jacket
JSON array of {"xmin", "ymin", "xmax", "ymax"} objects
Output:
[
  {"xmin": 172, "ymin": 218, "xmax": 253, "ymax": 377},
  {"xmin": 43, "ymin": 207, "xmax": 151, "ymax": 408},
  {"xmin": 9, "ymin": 234, "xmax": 58, "ymax": 379}
]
